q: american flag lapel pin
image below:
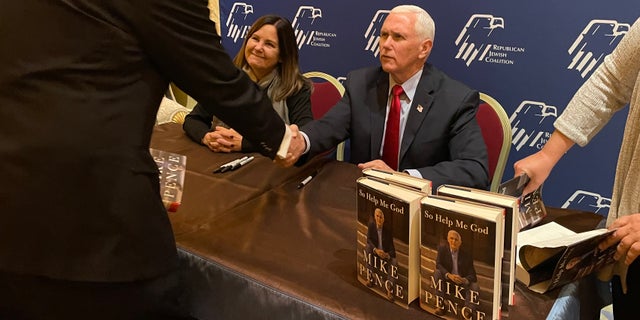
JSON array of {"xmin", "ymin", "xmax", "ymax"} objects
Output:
[{"xmin": 417, "ymin": 105, "xmax": 423, "ymax": 113}]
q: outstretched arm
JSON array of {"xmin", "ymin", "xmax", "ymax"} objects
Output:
[{"xmin": 513, "ymin": 130, "xmax": 575, "ymax": 195}]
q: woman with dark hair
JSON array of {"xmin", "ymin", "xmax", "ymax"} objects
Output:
[{"xmin": 183, "ymin": 15, "xmax": 313, "ymax": 152}]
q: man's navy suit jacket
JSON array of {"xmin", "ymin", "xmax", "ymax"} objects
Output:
[
  {"xmin": 436, "ymin": 244, "xmax": 478, "ymax": 284},
  {"xmin": 302, "ymin": 64, "xmax": 489, "ymax": 190}
]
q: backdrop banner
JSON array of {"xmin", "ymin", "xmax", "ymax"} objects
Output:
[{"xmin": 219, "ymin": 0, "xmax": 640, "ymax": 217}]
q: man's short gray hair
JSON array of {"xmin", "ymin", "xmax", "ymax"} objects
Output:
[{"xmin": 390, "ymin": 5, "xmax": 435, "ymax": 41}]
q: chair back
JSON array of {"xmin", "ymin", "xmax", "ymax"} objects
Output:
[
  {"xmin": 156, "ymin": 85, "xmax": 192, "ymax": 125},
  {"xmin": 304, "ymin": 71, "xmax": 345, "ymax": 119},
  {"xmin": 303, "ymin": 71, "xmax": 347, "ymax": 161},
  {"xmin": 477, "ymin": 93, "xmax": 512, "ymax": 192}
]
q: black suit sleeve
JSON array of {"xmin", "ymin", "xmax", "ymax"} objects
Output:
[
  {"xmin": 132, "ymin": 0, "xmax": 285, "ymax": 158},
  {"xmin": 241, "ymin": 85, "xmax": 313, "ymax": 152},
  {"xmin": 183, "ymin": 103, "xmax": 213, "ymax": 145}
]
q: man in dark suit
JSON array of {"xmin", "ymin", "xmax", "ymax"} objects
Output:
[
  {"xmin": 433, "ymin": 230, "xmax": 479, "ymax": 316},
  {"xmin": 365, "ymin": 208, "xmax": 397, "ymax": 300},
  {"xmin": 284, "ymin": 5, "xmax": 488, "ymax": 190},
  {"xmin": 0, "ymin": 1, "xmax": 296, "ymax": 319}
]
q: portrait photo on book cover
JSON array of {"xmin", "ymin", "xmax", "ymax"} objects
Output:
[
  {"xmin": 420, "ymin": 216, "xmax": 498, "ymax": 319},
  {"xmin": 357, "ymin": 206, "xmax": 407, "ymax": 303}
]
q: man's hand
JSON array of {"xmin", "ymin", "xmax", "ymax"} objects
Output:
[
  {"xmin": 274, "ymin": 124, "xmax": 305, "ymax": 167},
  {"xmin": 374, "ymin": 248, "xmax": 390, "ymax": 260},
  {"xmin": 447, "ymin": 273, "xmax": 466, "ymax": 285},
  {"xmin": 358, "ymin": 159, "xmax": 394, "ymax": 172},
  {"xmin": 599, "ymin": 213, "xmax": 640, "ymax": 266}
]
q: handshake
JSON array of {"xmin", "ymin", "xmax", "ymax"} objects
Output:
[
  {"xmin": 201, "ymin": 124, "xmax": 306, "ymax": 167},
  {"xmin": 275, "ymin": 124, "xmax": 306, "ymax": 167},
  {"xmin": 276, "ymin": 124, "xmax": 395, "ymax": 172}
]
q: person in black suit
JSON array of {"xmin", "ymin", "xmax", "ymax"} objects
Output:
[
  {"xmin": 0, "ymin": 1, "xmax": 297, "ymax": 319},
  {"xmin": 366, "ymin": 208, "xmax": 397, "ymax": 300},
  {"xmin": 433, "ymin": 230, "xmax": 479, "ymax": 316},
  {"xmin": 283, "ymin": 5, "xmax": 488, "ymax": 190}
]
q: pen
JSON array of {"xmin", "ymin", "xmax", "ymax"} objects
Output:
[
  {"xmin": 214, "ymin": 157, "xmax": 243, "ymax": 173},
  {"xmin": 297, "ymin": 170, "xmax": 318, "ymax": 189},
  {"xmin": 229, "ymin": 156, "xmax": 254, "ymax": 171},
  {"xmin": 220, "ymin": 156, "xmax": 248, "ymax": 173},
  {"xmin": 214, "ymin": 156, "xmax": 248, "ymax": 173}
]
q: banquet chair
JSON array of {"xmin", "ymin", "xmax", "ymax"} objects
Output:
[
  {"xmin": 156, "ymin": 85, "xmax": 191, "ymax": 125},
  {"xmin": 303, "ymin": 71, "xmax": 347, "ymax": 161},
  {"xmin": 477, "ymin": 93, "xmax": 512, "ymax": 192}
]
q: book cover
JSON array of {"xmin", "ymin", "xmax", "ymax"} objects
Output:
[
  {"xmin": 362, "ymin": 168, "xmax": 432, "ymax": 194},
  {"xmin": 516, "ymin": 223, "xmax": 617, "ymax": 293},
  {"xmin": 516, "ymin": 221, "xmax": 575, "ymax": 288},
  {"xmin": 498, "ymin": 174, "xmax": 547, "ymax": 230},
  {"xmin": 420, "ymin": 195, "xmax": 504, "ymax": 320},
  {"xmin": 150, "ymin": 148, "xmax": 187, "ymax": 212},
  {"xmin": 437, "ymin": 184, "xmax": 519, "ymax": 307},
  {"xmin": 356, "ymin": 177, "xmax": 426, "ymax": 308}
]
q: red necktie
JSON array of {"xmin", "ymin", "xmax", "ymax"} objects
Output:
[{"xmin": 382, "ymin": 85, "xmax": 403, "ymax": 170}]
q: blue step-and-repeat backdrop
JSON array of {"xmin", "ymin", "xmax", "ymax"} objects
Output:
[{"xmin": 219, "ymin": 0, "xmax": 639, "ymax": 217}]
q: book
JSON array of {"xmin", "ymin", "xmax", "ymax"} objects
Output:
[
  {"xmin": 516, "ymin": 221, "xmax": 617, "ymax": 293},
  {"xmin": 356, "ymin": 176, "xmax": 426, "ymax": 308},
  {"xmin": 150, "ymin": 148, "xmax": 187, "ymax": 212},
  {"xmin": 437, "ymin": 184, "xmax": 519, "ymax": 308},
  {"xmin": 362, "ymin": 168, "xmax": 432, "ymax": 193},
  {"xmin": 419, "ymin": 195, "xmax": 504, "ymax": 320},
  {"xmin": 498, "ymin": 174, "xmax": 547, "ymax": 230}
]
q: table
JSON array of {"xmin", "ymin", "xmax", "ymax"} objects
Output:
[{"xmin": 151, "ymin": 123, "xmax": 605, "ymax": 320}]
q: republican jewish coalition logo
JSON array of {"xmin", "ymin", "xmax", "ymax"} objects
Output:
[
  {"xmin": 225, "ymin": 2, "xmax": 255, "ymax": 43},
  {"xmin": 454, "ymin": 14, "xmax": 505, "ymax": 66},
  {"xmin": 562, "ymin": 190, "xmax": 611, "ymax": 216},
  {"xmin": 510, "ymin": 101, "xmax": 558, "ymax": 152},
  {"xmin": 292, "ymin": 6, "xmax": 323, "ymax": 49},
  {"xmin": 568, "ymin": 20, "xmax": 630, "ymax": 78},
  {"xmin": 363, "ymin": 10, "xmax": 390, "ymax": 57}
]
